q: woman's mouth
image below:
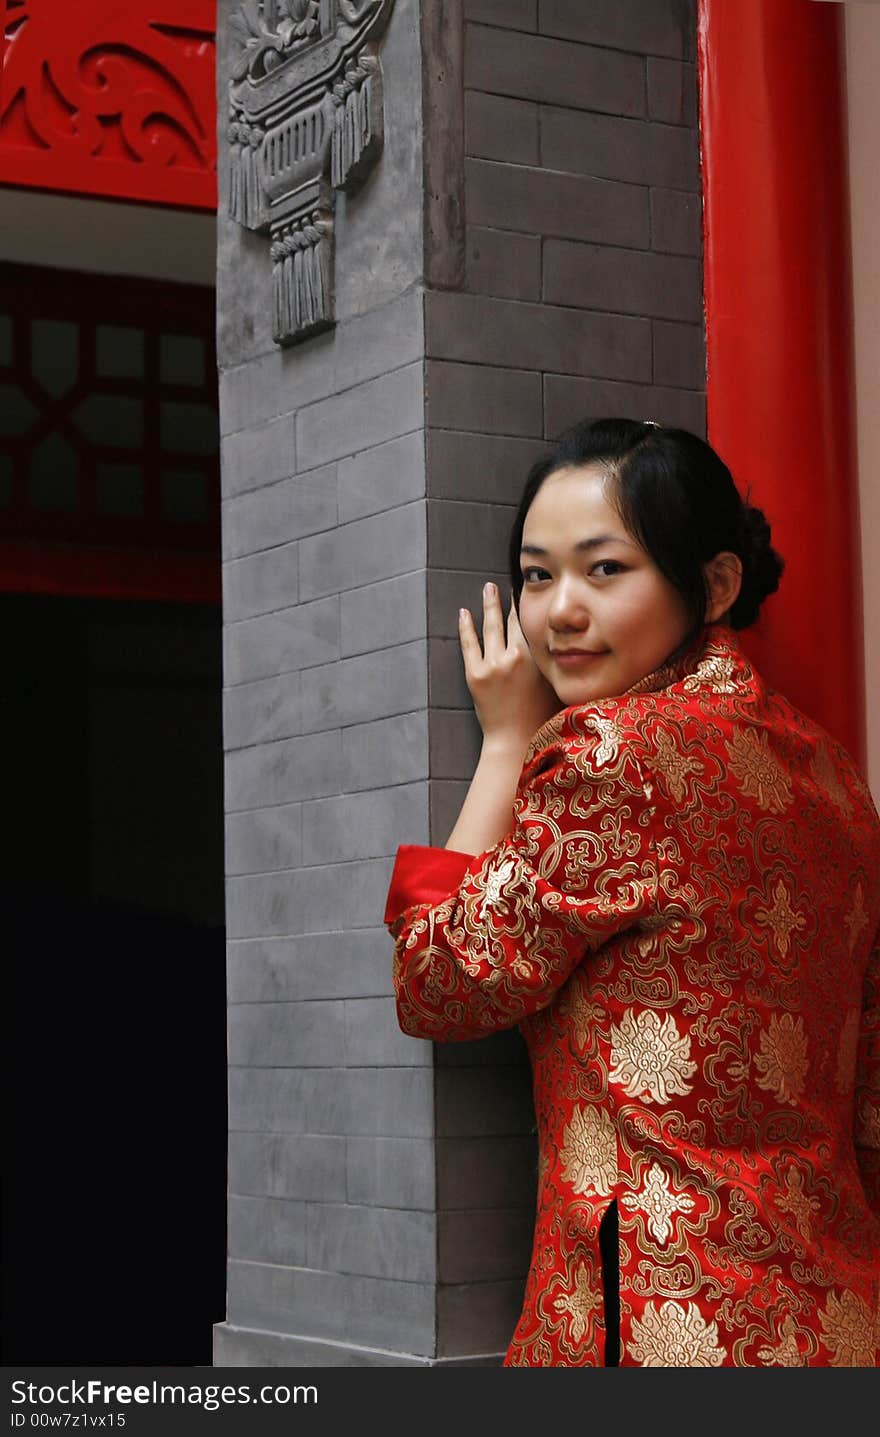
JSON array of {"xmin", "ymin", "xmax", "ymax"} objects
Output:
[{"xmin": 551, "ymin": 650, "xmax": 608, "ymax": 667}]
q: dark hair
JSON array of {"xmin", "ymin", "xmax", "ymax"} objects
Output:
[{"xmin": 508, "ymin": 418, "xmax": 784, "ymax": 631}]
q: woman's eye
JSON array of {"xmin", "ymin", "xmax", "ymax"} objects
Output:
[
  {"xmin": 591, "ymin": 560, "xmax": 624, "ymax": 578},
  {"xmin": 521, "ymin": 566, "xmax": 551, "ymax": 583}
]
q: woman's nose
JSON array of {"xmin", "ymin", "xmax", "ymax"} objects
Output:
[{"xmin": 548, "ymin": 575, "xmax": 589, "ymax": 627}]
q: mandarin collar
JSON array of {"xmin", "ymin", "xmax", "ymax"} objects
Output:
[
  {"xmin": 523, "ymin": 625, "xmax": 749, "ymax": 767},
  {"xmin": 621, "ymin": 623, "xmax": 744, "ymax": 698}
]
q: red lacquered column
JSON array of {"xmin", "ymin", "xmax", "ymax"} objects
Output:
[{"xmin": 698, "ymin": 0, "xmax": 865, "ymax": 765}]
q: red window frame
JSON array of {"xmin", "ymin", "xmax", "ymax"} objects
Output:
[{"xmin": 0, "ymin": 261, "xmax": 220, "ymax": 604}]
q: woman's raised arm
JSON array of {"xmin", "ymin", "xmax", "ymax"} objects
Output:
[{"xmin": 444, "ymin": 582, "xmax": 560, "ymax": 855}]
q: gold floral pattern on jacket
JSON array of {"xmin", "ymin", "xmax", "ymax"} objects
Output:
[
  {"xmin": 621, "ymin": 1161, "xmax": 697, "ymax": 1243},
  {"xmin": 754, "ymin": 1012, "xmax": 809, "ymax": 1104},
  {"xmin": 754, "ymin": 879, "xmax": 807, "ymax": 960},
  {"xmin": 559, "ymin": 1104, "xmax": 617, "ymax": 1196},
  {"xmin": 609, "ymin": 1008, "xmax": 697, "ymax": 1103},
  {"xmin": 726, "ymin": 725, "xmax": 794, "ymax": 812},
  {"xmin": 757, "ymin": 1313, "xmax": 808, "ymax": 1367},
  {"xmin": 629, "ymin": 1300, "xmax": 727, "ymax": 1367},
  {"xmin": 819, "ymin": 1289, "xmax": 875, "ymax": 1367},
  {"xmin": 551, "ymin": 1261, "xmax": 603, "ymax": 1344},
  {"xmin": 387, "ymin": 625, "xmax": 880, "ymax": 1367},
  {"xmin": 773, "ymin": 1165, "xmax": 821, "ymax": 1239}
]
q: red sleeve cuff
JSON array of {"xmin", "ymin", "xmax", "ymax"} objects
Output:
[{"xmin": 384, "ymin": 844, "xmax": 477, "ymax": 926}]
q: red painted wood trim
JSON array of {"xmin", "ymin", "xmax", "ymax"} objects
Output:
[
  {"xmin": 698, "ymin": 0, "xmax": 864, "ymax": 765},
  {"xmin": 0, "ymin": 1, "xmax": 216, "ymax": 211},
  {"xmin": 0, "ymin": 540, "xmax": 220, "ymax": 605}
]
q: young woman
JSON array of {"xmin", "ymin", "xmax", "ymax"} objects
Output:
[{"xmin": 384, "ymin": 418, "xmax": 880, "ymax": 1368}]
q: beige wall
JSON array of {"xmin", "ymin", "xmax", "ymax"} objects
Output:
[
  {"xmin": 0, "ymin": 188, "xmax": 216, "ymax": 285},
  {"xmin": 845, "ymin": 3, "xmax": 880, "ymax": 803}
]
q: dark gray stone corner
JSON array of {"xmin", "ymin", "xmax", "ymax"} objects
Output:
[{"xmin": 213, "ymin": 1323, "xmax": 504, "ymax": 1368}]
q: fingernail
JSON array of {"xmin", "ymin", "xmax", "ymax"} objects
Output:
[
  {"xmin": 484, "ymin": 581, "xmax": 495, "ymax": 597},
  {"xmin": 458, "ymin": 608, "xmax": 467, "ymax": 622}
]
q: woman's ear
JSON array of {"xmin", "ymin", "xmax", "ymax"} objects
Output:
[{"xmin": 703, "ymin": 551, "xmax": 743, "ymax": 623}]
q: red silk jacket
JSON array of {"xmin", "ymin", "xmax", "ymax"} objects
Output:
[{"xmin": 385, "ymin": 626, "xmax": 880, "ymax": 1367}]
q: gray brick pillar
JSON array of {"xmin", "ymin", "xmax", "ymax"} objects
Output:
[{"xmin": 214, "ymin": 0, "xmax": 705, "ymax": 1367}]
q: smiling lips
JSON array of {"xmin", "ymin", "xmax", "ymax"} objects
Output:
[{"xmin": 551, "ymin": 649, "xmax": 608, "ymax": 665}]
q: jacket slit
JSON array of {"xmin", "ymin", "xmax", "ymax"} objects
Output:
[{"xmin": 598, "ymin": 1199, "xmax": 620, "ymax": 1367}]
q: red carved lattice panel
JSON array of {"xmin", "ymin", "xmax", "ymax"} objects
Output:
[
  {"xmin": 0, "ymin": 261, "xmax": 220, "ymax": 603},
  {"xmin": 0, "ymin": 0, "xmax": 217, "ymax": 209}
]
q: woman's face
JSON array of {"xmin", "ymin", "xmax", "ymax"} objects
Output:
[{"xmin": 517, "ymin": 463, "xmax": 693, "ymax": 705}]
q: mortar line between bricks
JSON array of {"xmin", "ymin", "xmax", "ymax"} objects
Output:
[
  {"xmin": 223, "ymin": 724, "xmax": 429, "ymax": 758},
  {"xmin": 228, "ymin": 1126, "xmax": 524, "ymax": 1134},
  {"xmin": 220, "ymin": 362, "xmax": 427, "ymax": 441},
  {"xmin": 540, "ymin": 371, "xmax": 705, "ymax": 393},
  {"xmin": 463, "ymin": 153, "xmax": 664, "ymax": 195},
  {"xmin": 225, "ymin": 546, "xmax": 425, "ymax": 596},
  {"xmin": 227, "ymin": 1257, "xmax": 437, "ymax": 1281},
  {"xmin": 228, "ymin": 1195, "xmax": 531, "ymax": 1214},
  {"xmin": 214, "ymin": 1326, "xmax": 450, "ymax": 1361},
  {"xmin": 222, "ymin": 708, "xmax": 426, "ymax": 734},
  {"xmin": 463, "ymin": 19, "xmax": 537, "ymax": 43},
  {"xmin": 236, "ymin": 782, "xmax": 429, "ymax": 807},
  {"xmin": 226, "ymin": 929, "xmax": 390, "ymax": 941},
  {"xmin": 223, "ymin": 716, "xmax": 428, "ymax": 767},
  {"xmin": 224, "ymin": 847, "xmax": 402, "ymax": 872},
  {"xmin": 226, "ymin": 1077, "xmax": 435, "ymax": 1087},
  {"xmin": 226, "ymin": 1064, "xmax": 443, "ymax": 1072},
  {"xmin": 229, "ymin": 931, "xmax": 434, "ymax": 944},
  {"xmin": 221, "ymin": 451, "xmax": 414, "ymax": 511},
  {"xmin": 231, "ymin": 1121, "xmax": 532, "ymax": 1132},
  {"xmin": 329, "ymin": 359, "xmax": 427, "ymax": 405},
  {"xmin": 229, "ymin": 1197, "xmax": 444, "ymax": 1216},
  {"xmin": 464, "ymin": 223, "xmax": 665, "ymax": 265},
  {"xmin": 222, "ymin": 570, "xmax": 425, "ymax": 641},
  {"xmin": 226, "ymin": 994, "xmax": 394, "ymax": 1005},
  {"xmin": 429, "ymin": 349, "xmax": 685, "ymax": 381},
  {"xmin": 227, "ymin": 865, "xmax": 404, "ymax": 878},
  {"xmin": 223, "ymin": 590, "xmax": 426, "ymax": 634},
  {"xmin": 530, "ymin": 105, "xmax": 699, "ymax": 141},
  {"xmin": 225, "ymin": 1218, "xmax": 529, "ymax": 1241},
  {"xmin": 463, "ymin": 189, "xmax": 667, "ymax": 253},
  {"xmin": 219, "ymin": 282, "xmax": 425, "ymax": 380},
  {"xmin": 223, "ymin": 638, "xmax": 426, "ymax": 688},
  {"xmin": 430, "ymin": 300, "xmax": 696, "ymax": 334},
  {"xmin": 468, "ymin": 19, "xmax": 693, "ymax": 66},
  {"xmin": 429, "ymin": 289, "xmax": 695, "ymax": 320},
  {"xmin": 466, "ymin": 90, "xmax": 687, "ymax": 126},
  {"xmin": 469, "ymin": 158, "xmax": 660, "ymax": 195},
  {"xmin": 426, "ymin": 420, "xmax": 546, "ymax": 438},
  {"xmin": 225, "ymin": 800, "xmax": 423, "ymax": 816},
  {"xmin": 223, "ymin": 496, "xmax": 425, "ymax": 561},
  {"xmin": 223, "ymin": 433, "xmax": 416, "ymax": 499}
]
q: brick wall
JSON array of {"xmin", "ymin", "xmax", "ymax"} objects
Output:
[
  {"xmin": 214, "ymin": 0, "xmax": 706, "ymax": 1368},
  {"xmin": 214, "ymin": 0, "xmax": 443, "ymax": 1366},
  {"xmin": 423, "ymin": 0, "xmax": 705, "ymax": 1359}
]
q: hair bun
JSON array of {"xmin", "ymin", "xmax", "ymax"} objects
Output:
[{"xmin": 729, "ymin": 503, "xmax": 785, "ymax": 628}]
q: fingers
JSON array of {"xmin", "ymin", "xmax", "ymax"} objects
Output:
[
  {"xmin": 480, "ymin": 581, "xmax": 506, "ymax": 657},
  {"xmin": 458, "ymin": 606, "xmax": 481, "ymax": 670},
  {"xmin": 459, "ymin": 584, "xmax": 511, "ymax": 675}
]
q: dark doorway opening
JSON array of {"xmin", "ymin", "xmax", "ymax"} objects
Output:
[{"xmin": 2, "ymin": 593, "xmax": 226, "ymax": 1364}]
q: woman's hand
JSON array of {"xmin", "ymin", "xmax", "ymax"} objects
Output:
[{"xmin": 459, "ymin": 582, "xmax": 562, "ymax": 753}]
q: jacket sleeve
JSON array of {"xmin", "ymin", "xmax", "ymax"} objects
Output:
[
  {"xmin": 385, "ymin": 716, "xmax": 659, "ymax": 1042},
  {"xmin": 855, "ymin": 928, "xmax": 880, "ymax": 1218}
]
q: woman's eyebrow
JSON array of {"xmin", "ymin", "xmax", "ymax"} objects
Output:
[{"xmin": 520, "ymin": 534, "xmax": 636, "ymax": 556}]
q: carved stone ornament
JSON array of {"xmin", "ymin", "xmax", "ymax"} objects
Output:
[{"xmin": 227, "ymin": 0, "xmax": 395, "ymax": 345}]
